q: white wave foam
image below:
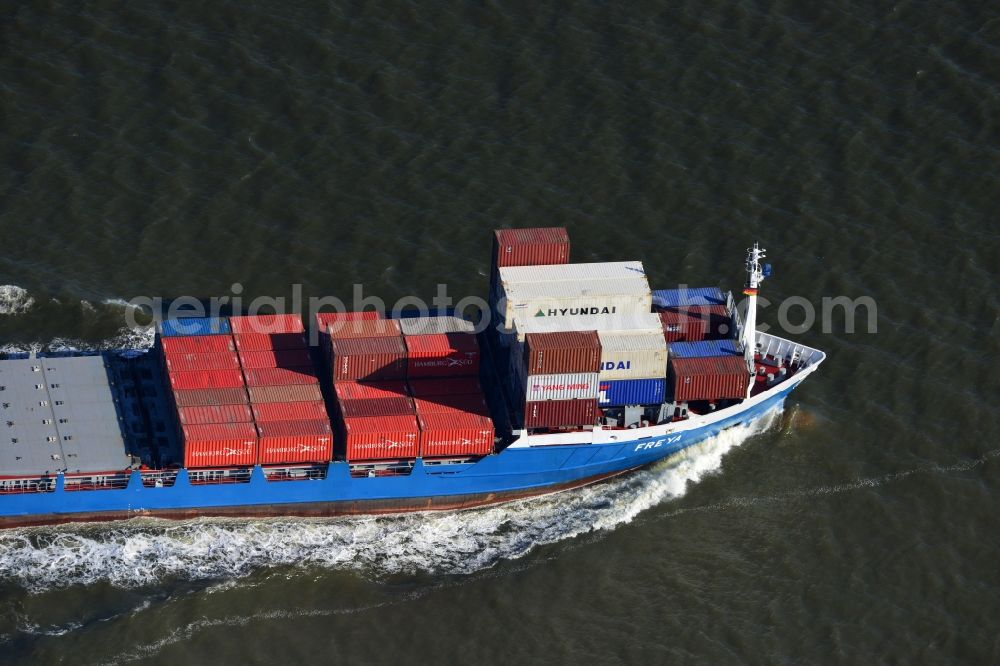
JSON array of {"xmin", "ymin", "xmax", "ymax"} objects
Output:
[
  {"xmin": 0, "ymin": 412, "xmax": 781, "ymax": 593},
  {"xmin": 0, "ymin": 285, "xmax": 35, "ymax": 315}
]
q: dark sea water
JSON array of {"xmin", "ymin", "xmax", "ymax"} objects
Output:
[{"xmin": 0, "ymin": 1, "xmax": 998, "ymax": 663}]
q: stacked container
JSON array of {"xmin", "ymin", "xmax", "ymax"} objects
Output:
[
  {"xmin": 595, "ymin": 330, "xmax": 668, "ymax": 407},
  {"xmin": 491, "ymin": 227, "xmax": 570, "ymax": 272},
  {"xmin": 515, "ymin": 332, "xmax": 601, "ymax": 429},
  {"xmin": 231, "ymin": 314, "xmax": 332, "ymax": 465},
  {"xmin": 326, "ymin": 319, "xmax": 407, "ymax": 382},
  {"xmin": 158, "ymin": 317, "xmax": 258, "ymax": 468},
  {"xmin": 653, "ymin": 287, "xmax": 734, "ymax": 343},
  {"xmin": 667, "ymin": 340, "xmax": 749, "ymax": 402}
]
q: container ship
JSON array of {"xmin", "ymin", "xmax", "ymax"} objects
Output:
[{"xmin": 0, "ymin": 229, "xmax": 825, "ymax": 528}]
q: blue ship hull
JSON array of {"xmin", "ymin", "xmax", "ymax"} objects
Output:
[{"xmin": 0, "ymin": 378, "xmax": 799, "ymax": 528}]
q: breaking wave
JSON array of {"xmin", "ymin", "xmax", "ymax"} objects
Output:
[
  {"xmin": 0, "ymin": 285, "xmax": 35, "ymax": 315},
  {"xmin": 0, "ymin": 411, "xmax": 780, "ymax": 592}
]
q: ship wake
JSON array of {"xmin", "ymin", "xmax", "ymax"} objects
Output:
[{"xmin": 0, "ymin": 411, "xmax": 780, "ymax": 592}]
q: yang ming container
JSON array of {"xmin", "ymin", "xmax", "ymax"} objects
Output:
[
  {"xmin": 176, "ymin": 404, "xmax": 254, "ymax": 425},
  {"xmin": 341, "ymin": 414, "xmax": 419, "ymax": 461},
  {"xmin": 596, "ymin": 330, "xmax": 667, "ymax": 380},
  {"xmin": 257, "ymin": 420, "xmax": 333, "ymax": 464},
  {"xmin": 181, "ymin": 422, "xmax": 258, "ymax": 468},
  {"xmin": 330, "ymin": 336, "xmax": 407, "ymax": 381},
  {"xmin": 521, "ymin": 372, "xmax": 600, "ymax": 401},
  {"xmin": 404, "ymin": 333, "xmax": 479, "ymax": 378},
  {"xmin": 243, "ymin": 366, "xmax": 318, "ymax": 387},
  {"xmin": 418, "ymin": 412, "xmax": 494, "ymax": 457},
  {"xmin": 523, "ymin": 399, "xmax": 599, "ymax": 429},
  {"xmin": 251, "ymin": 400, "xmax": 329, "ymax": 422},
  {"xmin": 492, "ymin": 227, "xmax": 570, "ymax": 269},
  {"xmin": 246, "ymin": 384, "xmax": 323, "ymax": 404},
  {"xmin": 164, "ymin": 352, "xmax": 240, "ymax": 372},
  {"xmin": 168, "ymin": 369, "xmax": 245, "ymax": 390},
  {"xmin": 159, "ymin": 317, "xmax": 231, "ymax": 337},
  {"xmin": 669, "ymin": 356, "xmax": 749, "ymax": 402},
  {"xmin": 523, "ymin": 331, "xmax": 601, "ymax": 374},
  {"xmin": 598, "ymin": 378, "xmax": 665, "ymax": 406},
  {"xmin": 172, "ymin": 387, "xmax": 250, "ymax": 407},
  {"xmin": 161, "ymin": 335, "xmax": 235, "ymax": 355}
]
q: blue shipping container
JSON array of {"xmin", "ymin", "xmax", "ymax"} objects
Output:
[
  {"xmin": 652, "ymin": 287, "xmax": 726, "ymax": 309},
  {"xmin": 159, "ymin": 317, "xmax": 231, "ymax": 337},
  {"xmin": 598, "ymin": 378, "xmax": 665, "ymax": 406},
  {"xmin": 668, "ymin": 340, "xmax": 744, "ymax": 359}
]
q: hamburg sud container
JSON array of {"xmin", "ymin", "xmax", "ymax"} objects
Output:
[
  {"xmin": 237, "ymin": 348, "xmax": 313, "ymax": 369},
  {"xmin": 243, "ymin": 366, "xmax": 319, "ymax": 386},
  {"xmin": 177, "ymin": 404, "xmax": 253, "ymax": 425},
  {"xmin": 492, "ymin": 227, "xmax": 569, "ymax": 270},
  {"xmin": 163, "ymin": 352, "xmax": 240, "ymax": 372},
  {"xmin": 522, "ymin": 373, "xmax": 600, "ymax": 401},
  {"xmin": 598, "ymin": 378, "xmax": 665, "ymax": 406},
  {"xmin": 181, "ymin": 422, "xmax": 257, "ymax": 468},
  {"xmin": 407, "ymin": 377, "xmax": 482, "ymax": 397},
  {"xmin": 334, "ymin": 380, "xmax": 410, "ymax": 401},
  {"xmin": 330, "ymin": 336, "xmax": 407, "ymax": 381},
  {"xmin": 659, "ymin": 307, "xmax": 731, "ymax": 343},
  {"xmin": 418, "ymin": 412, "xmax": 494, "ymax": 457},
  {"xmin": 341, "ymin": 414, "xmax": 419, "ymax": 461},
  {"xmin": 168, "ymin": 369, "xmax": 245, "ymax": 390},
  {"xmin": 252, "ymin": 400, "xmax": 329, "ymax": 422},
  {"xmin": 523, "ymin": 331, "xmax": 601, "ymax": 375},
  {"xmin": 257, "ymin": 420, "xmax": 333, "ymax": 464},
  {"xmin": 498, "ymin": 278, "xmax": 652, "ymax": 331},
  {"xmin": 161, "ymin": 335, "xmax": 235, "ymax": 355},
  {"xmin": 669, "ymin": 356, "xmax": 749, "ymax": 402},
  {"xmin": 338, "ymin": 397, "xmax": 415, "ymax": 418},
  {"xmin": 523, "ymin": 399, "xmax": 599, "ymax": 429},
  {"xmin": 404, "ymin": 332, "xmax": 479, "ymax": 378},
  {"xmin": 596, "ymin": 330, "xmax": 667, "ymax": 381},
  {"xmin": 172, "ymin": 387, "xmax": 250, "ymax": 407},
  {"xmin": 247, "ymin": 384, "xmax": 324, "ymax": 403}
]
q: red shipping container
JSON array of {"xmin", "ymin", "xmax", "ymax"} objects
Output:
[
  {"xmin": 257, "ymin": 419, "xmax": 333, "ymax": 465},
  {"xmin": 247, "ymin": 384, "xmax": 324, "ymax": 403},
  {"xmin": 407, "ymin": 377, "xmax": 483, "ymax": 397},
  {"xmin": 237, "ymin": 348, "xmax": 313, "ymax": 369},
  {"xmin": 168, "ymin": 369, "xmax": 246, "ymax": 390},
  {"xmin": 252, "ymin": 400, "xmax": 329, "ymax": 422},
  {"xmin": 334, "ymin": 381, "xmax": 409, "ymax": 401},
  {"xmin": 413, "ymin": 395, "xmax": 489, "ymax": 416},
  {"xmin": 523, "ymin": 331, "xmax": 601, "ymax": 374},
  {"xmin": 164, "ymin": 352, "xmax": 241, "ymax": 372},
  {"xmin": 181, "ymin": 422, "xmax": 258, "ymax": 468},
  {"xmin": 229, "ymin": 314, "xmax": 305, "ymax": 334},
  {"xmin": 233, "ymin": 331, "xmax": 308, "ymax": 351},
  {"xmin": 330, "ymin": 336, "xmax": 407, "ymax": 381},
  {"xmin": 172, "ymin": 387, "xmax": 250, "ymax": 407},
  {"xmin": 315, "ymin": 311, "xmax": 381, "ymax": 331},
  {"xmin": 404, "ymin": 333, "xmax": 480, "ymax": 378},
  {"xmin": 669, "ymin": 356, "xmax": 749, "ymax": 402},
  {"xmin": 523, "ymin": 399, "xmax": 599, "ymax": 429},
  {"xmin": 177, "ymin": 404, "xmax": 254, "ymax": 425},
  {"xmin": 341, "ymin": 414, "xmax": 419, "ymax": 461},
  {"xmin": 658, "ymin": 306, "xmax": 731, "ymax": 343},
  {"xmin": 338, "ymin": 396, "xmax": 415, "ymax": 418},
  {"xmin": 492, "ymin": 227, "xmax": 570, "ymax": 269},
  {"xmin": 161, "ymin": 335, "xmax": 235, "ymax": 355},
  {"xmin": 324, "ymin": 318, "xmax": 401, "ymax": 340},
  {"xmin": 243, "ymin": 366, "xmax": 319, "ymax": 387},
  {"xmin": 418, "ymin": 412, "xmax": 495, "ymax": 457}
]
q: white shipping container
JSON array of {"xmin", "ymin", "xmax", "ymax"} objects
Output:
[
  {"xmin": 498, "ymin": 278, "xmax": 652, "ymax": 330},
  {"xmin": 521, "ymin": 372, "xmax": 600, "ymax": 401},
  {"xmin": 597, "ymin": 330, "xmax": 668, "ymax": 380},
  {"xmin": 398, "ymin": 316, "xmax": 475, "ymax": 335},
  {"xmin": 497, "ymin": 261, "xmax": 646, "ymax": 289},
  {"xmin": 512, "ymin": 312, "xmax": 663, "ymax": 341}
]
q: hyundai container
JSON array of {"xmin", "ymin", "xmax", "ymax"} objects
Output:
[{"xmin": 595, "ymin": 330, "xmax": 668, "ymax": 380}]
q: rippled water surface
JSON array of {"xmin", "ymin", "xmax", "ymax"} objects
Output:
[{"xmin": 0, "ymin": 1, "xmax": 997, "ymax": 663}]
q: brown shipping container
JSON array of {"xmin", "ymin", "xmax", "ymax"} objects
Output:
[
  {"xmin": 338, "ymin": 396, "xmax": 415, "ymax": 418},
  {"xmin": 164, "ymin": 352, "xmax": 241, "ymax": 372},
  {"xmin": 492, "ymin": 228, "xmax": 570, "ymax": 269},
  {"xmin": 331, "ymin": 336, "xmax": 407, "ymax": 381},
  {"xmin": 669, "ymin": 356, "xmax": 749, "ymax": 402},
  {"xmin": 325, "ymin": 318, "xmax": 401, "ymax": 340},
  {"xmin": 341, "ymin": 415, "xmax": 419, "ymax": 461},
  {"xmin": 161, "ymin": 335, "xmax": 235, "ymax": 355},
  {"xmin": 229, "ymin": 314, "xmax": 305, "ymax": 334},
  {"xmin": 177, "ymin": 404, "xmax": 254, "ymax": 425},
  {"xmin": 243, "ymin": 366, "xmax": 319, "ymax": 387},
  {"xmin": 181, "ymin": 422, "xmax": 258, "ymax": 468},
  {"xmin": 523, "ymin": 399, "xmax": 599, "ymax": 429},
  {"xmin": 334, "ymin": 381, "xmax": 410, "ymax": 401},
  {"xmin": 233, "ymin": 331, "xmax": 308, "ymax": 352},
  {"xmin": 251, "ymin": 400, "xmax": 329, "ymax": 422},
  {"xmin": 247, "ymin": 384, "xmax": 324, "ymax": 403},
  {"xmin": 523, "ymin": 331, "xmax": 601, "ymax": 375},
  {"xmin": 315, "ymin": 311, "xmax": 381, "ymax": 331},
  {"xmin": 237, "ymin": 348, "xmax": 313, "ymax": 369},
  {"xmin": 418, "ymin": 412, "xmax": 495, "ymax": 458},
  {"xmin": 413, "ymin": 395, "xmax": 490, "ymax": 416},
  {"xmin": 407, "ymin": 377, "xmax": 482, "ymax": 397},
  {"xmin": 168, "ymin": 369, "xmax": 246, "ymax": 390},
  {"xmin": 658, "ymin": 305, "xmax": 731, "ymax": 343},
  {"xmin": 257, "ymin": 420, "xmax": 333, "ymax": 465},
  {"xmin": 172, "ymin": 387, "xmax": 250, "ymax": 407}
]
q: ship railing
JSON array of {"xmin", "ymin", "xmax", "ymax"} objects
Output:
[
  {"xmin": 140, "ymin": 470, "xmax": 179, "ymax": 488},
  {"xmin": 63, "ymin": 472, "xmax": 132, "ymax": 492},
  {"xmin": 262, "ymin": 465, "xmax": 328, "ymax": 482},
  {"xmin": 188, "ymin": 467, "xmax": 253, "ymax": 485},
  {"xmin": 348, "ymin": 460, "xmax": 416, "ymax": 479},
  {"xmin": 0, "ymin": 476, "xmax": 57, "ymax": 495},
  {"xmin": 754, "ymin": 331, "xmax": 825, "ymax": 369}
]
